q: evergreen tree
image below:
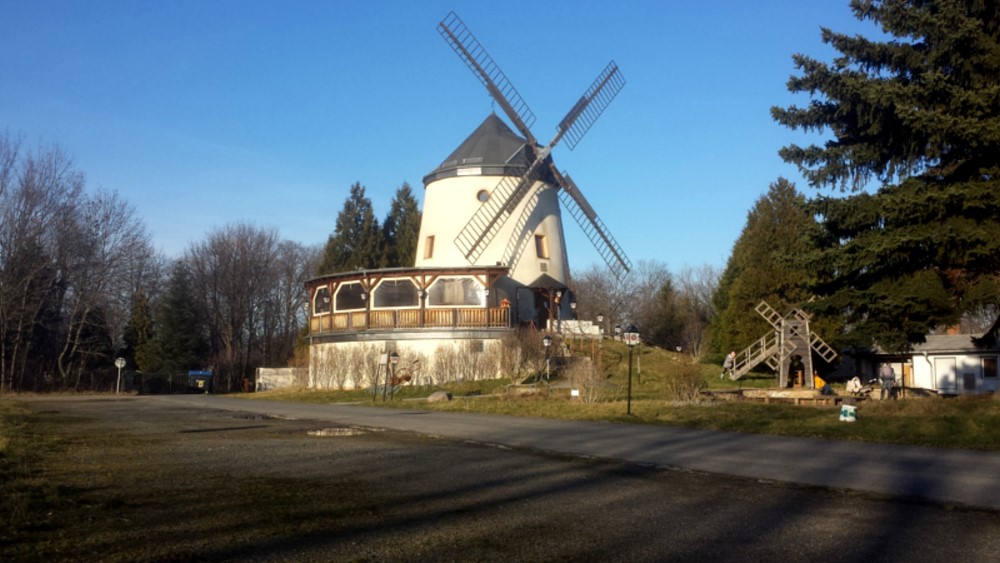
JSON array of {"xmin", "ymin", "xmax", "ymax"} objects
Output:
[
  {"xmin": 709, "ymin": 179, "xmax": 822, "ymax": 354},
  {"xmin": 317, "ymin": 182, "xmax": 383, "ymax": 274},
  {"xmin": 381, "ymin": 182, "xmax": 421, "ymax": 268},
  {"xmin": 772, "ymin": 1, "xmax": 1000, "ymax": 350},
  {"xmin": 150, "ymin": 262, "xmax": 206, "ymax": 373},
  {"xmin": 122, "ymin": 289, "xmax": 154, "ymax": 371},
  {"xmin": 647, "ymin": 278, "xmax": 684, "ymax": 350}
]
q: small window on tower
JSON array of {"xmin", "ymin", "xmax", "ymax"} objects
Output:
[
  {"xmin": 424, "ymin": 236, "xmax": 435, "ymax": 260},
  {"xmin": 477, "ymin": 189, "xmax": 490, "ymax": 203},
  {"xmin": 535, "ymin": 234, "xmax": 549, "ymax": 259}
]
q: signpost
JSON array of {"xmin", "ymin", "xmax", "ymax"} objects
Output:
[{"xmin": 114, "ymin": 357, "xmax": 126, "ymax": 394}]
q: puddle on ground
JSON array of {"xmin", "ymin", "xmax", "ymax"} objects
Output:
[
  {"xmin": 308, "ymin": 427, "xmax": 367, "ymax": 437},
  {"xmin": 231, "ymin": 414, "xmax": 277, "ymax": 421}
]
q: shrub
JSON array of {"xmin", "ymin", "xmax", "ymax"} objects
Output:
[{"xmin": 664, "ymin": 361, "xmax": 705, "ymax": 402}]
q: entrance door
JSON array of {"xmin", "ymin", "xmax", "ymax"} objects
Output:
[{"xmin": 934, "ymin": 357, "xmax": 957, "ymax": 393}]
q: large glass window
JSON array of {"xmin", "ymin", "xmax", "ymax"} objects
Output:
[
  {"xmin": 427, "ymin": 277, "xmax": 484, "ymax": 307},
  {"xmin": 313, "ymin": 287, "xmax": 331, "ymax": 315},
  {"xmin": 335, "ymin": 282, "xmax": 367, "ymax": 311},
  {"xmin": 373, "ymin": 279, "xmax": 419, "ymax": 308}
]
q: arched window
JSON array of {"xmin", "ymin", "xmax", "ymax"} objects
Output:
[
  {"xmin": 427, "ymin": 277, "xmax": 484, "ymax": 307},
  {"xmin": 373, "ymin": 279, "xmax": 419, "ymax": 308},
  {"xmin": 313, "ymin": 287, "xmax": 331, "ymax": 315},
  {"xmin": 335, "ymin": 282, "xmax": 367, "ymax": 311}
]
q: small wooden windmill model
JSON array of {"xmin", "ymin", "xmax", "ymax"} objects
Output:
[{"xmin": 729, "ymin": 301, "xmax": 838, "ymax": 388}]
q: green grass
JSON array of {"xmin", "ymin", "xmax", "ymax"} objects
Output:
[{"xmin": 248, "ymin": 340, "xmax": 1000, "ymax": 452}]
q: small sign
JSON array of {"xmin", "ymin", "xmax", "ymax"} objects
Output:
[
  {"xmin": 624, "ymin": 332, "xmax": 640, "ymax": 346},
  {"xmin": 114, "ymin": 357, "xmax": 126, "ymax": 369},
  {"xmin": 571, "ymin": 389, "xmax": 580, "ymax": 397}
]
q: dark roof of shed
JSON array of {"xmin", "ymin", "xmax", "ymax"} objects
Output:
[{"xmin": 423, "ymin": 114, "xmax": 549, "ymax": 185}]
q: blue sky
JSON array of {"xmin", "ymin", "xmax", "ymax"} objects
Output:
[{"xmin": 1, "ymin": 1, "xmax": 874, "ymax": 272}]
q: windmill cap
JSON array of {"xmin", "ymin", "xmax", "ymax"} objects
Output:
[{"xmin": 423, "ymin": 114, "xmax": 547, "ymax": 185}]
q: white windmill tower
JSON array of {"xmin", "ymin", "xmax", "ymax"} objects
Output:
[{"xmin": 415, "ymin": 12, "xmax": 632, "ymax": 327}]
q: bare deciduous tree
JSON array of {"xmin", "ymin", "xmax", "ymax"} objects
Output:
[
  {"xmin": 56, "ymin": 190, "xmax": 155, "ymax": 389},
  {"xmin": 0, "ymin": 140, "xmax": 83, "ymax": 391},
  {"xmin": 675, "ymin": 265, "xmax": 720, "ymax": 356}
]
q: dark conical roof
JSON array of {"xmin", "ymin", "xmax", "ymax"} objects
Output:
[{"xmin": 423, "ymin": 114, "xmax": 538, "ymax": 185}]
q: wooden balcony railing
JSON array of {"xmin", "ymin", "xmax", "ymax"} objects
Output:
[{"xmin": 310, "ymin": 307, "xmax": 510, "ymax": 334}]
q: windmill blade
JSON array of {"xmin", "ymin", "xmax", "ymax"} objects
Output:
[
  {"xmin": 559, "ymin": 61, "xmax": 626, "ymax": 151},
  {"xmin": 809, "ymin": 333, "xmax": 839, "ymax": 363},
  {"xmin": 440, "ymin": 12, "xmax": 628, "ymax": 268},
  {"xmin": 454, "ymin": 171, "xmax": 540, "ymax": 264},
  {"xmin": 553, "ymin": 170, "xmax": 632, "ymax": 279},
  {"xmin": 438, "ymin": 12, "xmax": 538, "ymax": 144},
  {"xmin": 452, "ymin": 59, "xmax": 627, "ymax": 263},
  {"xmin": 755, "ymin": 301, "xmax": 784, "ymax": 330}
]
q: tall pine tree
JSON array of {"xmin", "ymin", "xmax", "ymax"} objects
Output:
[
  {"xmin": 148, "ymin": 261, "xmax": 206, "ymax": 373},
  {"xmin": 381, "ymin": 182, "xmax": 421, "ymax": 268},
  {"xmin": 710, "ymin": 179, "xmax": 822, "ymax": 354},
  {"xmin": 772, "ymin": 1, "xmax": 1000, "ymax": 350},
  {"xmin": 318, "ymin": 182, "xmax": 383, "ymax": 274}
]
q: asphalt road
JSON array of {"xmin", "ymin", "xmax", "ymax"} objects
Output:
[
  {"xmin": 13, "ymin": 395, "xmax": 1000, "ymax": 562},
  {"xmin": 172, "ymin": 394, "xmax": 1000, "ymax": 510}
]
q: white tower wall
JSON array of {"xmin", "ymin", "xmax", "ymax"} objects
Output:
[{"xmin": 415, "ymin": 174, "xmax": 569, "ymax": 287}]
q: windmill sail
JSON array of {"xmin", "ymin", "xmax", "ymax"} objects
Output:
[
  {"xmin": 438, "ymin": 12, "xmax": 537, "ymax": 143},
  {"xmin": 554, "ymin": 171, "xmax": 632, "ymax": 278},
  {"xmin": 439, "ymin": 11, "xmax": 631, "ymax": 277},
  {"xmin": 559, "ymin": 61, "xmax": 626, "ymax": 151}
]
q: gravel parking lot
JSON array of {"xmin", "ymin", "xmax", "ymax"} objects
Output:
[{"xmin": 10, "ymin": 395, "xmax": 1000, "ymax": 562}]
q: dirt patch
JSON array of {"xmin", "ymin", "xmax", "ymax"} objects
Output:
[{"xmin": 4, "ymin": 395, "xmax": 1000, "ymax": 562}]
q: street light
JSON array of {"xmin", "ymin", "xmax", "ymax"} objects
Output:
[
  {"xmin": 624, "ymin": 325, "xmax": 640, "ymax": 415},
  {"xmin": 386, "ymin": 351, "xmax": 400, "ymax": 402},
  {"xmin": 542, "ymin": 334, "xmax": 552, "ymax": 380},
  {"xmin": 614, "ymin": 324, "xmax": 622, "ymax": 341}
]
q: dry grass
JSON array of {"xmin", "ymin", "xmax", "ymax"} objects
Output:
[{"xmin": 247, "ymin": 340, "xmax": 1000, "ymax": 452}]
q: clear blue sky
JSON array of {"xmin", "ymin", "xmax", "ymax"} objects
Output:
[{"xmin": 1, "ymin": 0, "xmax": 872, "ymax": 272}]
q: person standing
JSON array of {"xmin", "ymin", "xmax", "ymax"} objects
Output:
[
  {"xmin": 721, "ymin": 350, "xmax": 736, "ymax": 380},
  {"xmin": 879, "ymin": 363, "xmax": 895, "ymax": 400}
]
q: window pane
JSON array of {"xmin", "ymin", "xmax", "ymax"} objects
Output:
[
  {"xmin": 428, "ymin": 277, "xmax": 483, "ymax": 306},
  {"xmin": 335, "ymin": 282, "xmax": 367, "ymax": 311},
  {"xmin": 373, "ymin": 279, "xmax": 418, "ymax": 308},
  {"xmin": 313, "ymin": 287, "xmax": 331, "ymax": 314}
]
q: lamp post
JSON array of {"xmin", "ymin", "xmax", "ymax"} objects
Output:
[
  {"xmin": 386, "ymin": 351, "xmax": 399, "ymax": 401},
  {"xmin": 594, "ymin": 314, "xmax": 604, "ymax": 375},
  {"xmin": 614, "ymin": 324, "xmax": 622, "ymax": 341},
  {"xmin": 624, "ymin": 325, "xmax": 639, "ymax": 415},
  {"xmin": 568, "ymin": 300, "xmax": 578, "ymax": 349},
  {"xmin": 542, "ymin": 334, "xmax": 552, "ymax": 381}
]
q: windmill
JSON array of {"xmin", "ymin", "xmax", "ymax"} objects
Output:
[
  {"xmin": 729, "ymin": 301, "xmax": 838, "ymax": 388},
  {"xmin": 431, "ymin": 11, "xmax": 632, "ymax": 281}
]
